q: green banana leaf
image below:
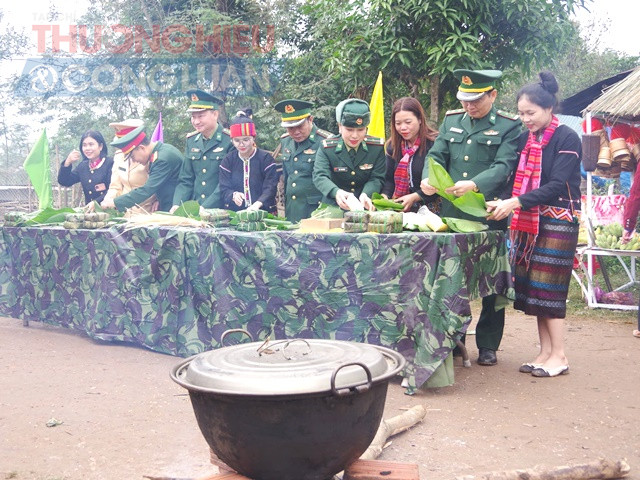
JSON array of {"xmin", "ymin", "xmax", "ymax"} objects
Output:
[
  {"xmin": 452, "ymin": 192, "xmax": 489, "ymax": 217},
  {"xmin": 443, "ymin": 217, "xmax": 488, "ymax": 233},
  {"xmin": 427, "ymin": 157, "xmax": 488, "ymax": 217},
  {"xmin": 427, "ymin": 157, "xmax": 455, "ymax": 202},
  {"xmin": 23, "ymin": 207, "xmax": 76, "ymax": 225},
  {"xmin": 173, "ymin": 200, "xmax": 201, "ymax": 219},
  {"xmin": 371, "ymin": 193, "xmax": 403, "ymax": 211},
  {"xmin": 265, "ymin": 213, "xmax": 289, "ymax": 221},
  {"xmin": 311, "ymin": 203, "xmax": 344, "ymax": 219}
]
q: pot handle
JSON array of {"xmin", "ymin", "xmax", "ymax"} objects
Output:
[
  {"xmin": 330, "ymin": 362, "xmax": 372, "ymax": 397},
  {"xmin": 282, "ymin": 339, "xmax": 311, "ymax": 360},
  {"xmin": 220, "ymin": 328, "xmax": 254, "ymax": 346}
]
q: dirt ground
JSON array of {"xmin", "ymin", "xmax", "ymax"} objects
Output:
[{"xmin": 1, "ymin": 302, "xmax": 639, "ymax": 480}]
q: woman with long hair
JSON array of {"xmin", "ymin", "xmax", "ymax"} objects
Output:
[
  {"xmin": 487, "ymin": 72, "xmax": 582, "ymax": 377},
  {"xmin": 58, "ymin": 130, "xmax": 114, "ymax": 205},
  {"xmin": 382, "ymin": 97, "xmax": 439, "ymax": 212}
]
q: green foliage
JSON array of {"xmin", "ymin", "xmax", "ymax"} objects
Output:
[
  {"xmin": 302, "ymin": 0, "xmax": 590, "ymax": 120},
  {"xmin": 496, "ymin": 16, "xmax": 640, "ymax": 112},
  {"xmin": 4, "ymin": 0, "xmax": 639, "ymax": 174},
  {"xmin": 0, "ymin": 9, "xmax": 29, "ymax": 61}
]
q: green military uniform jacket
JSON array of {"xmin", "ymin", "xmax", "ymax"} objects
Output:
[
  {"xmin": 313, "ymin": 135, "xmax": 386, "ymax": 206},
  {"xmin": 278, "ymin": 125, "xmax": 332, "ymax": 222},
  {"xmin": 114, "ymin": 142, "xmax": 183, "ymax": 212},
  {"xmin": 422, "ymin": 106, "xmax": 521, "ymax": 223},
  {"xmin": 172, "ymin": 124, "xmax": 234, "ymax": 209}
]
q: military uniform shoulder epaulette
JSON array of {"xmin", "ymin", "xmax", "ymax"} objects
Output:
[
  {"xmin": 497, "ymin": 110, "xmax": 520, "ymax": 121},
  {"xmin": 186, "ymin": 130, "xmax": 199, "ymax": 138},
  {"xmin": 364, "ymin": 135, "xmax": 385, "ymax": 145},
  {"xmin": 322, "ymin": 137, "xmax": 340, "ymax": 148},
  {"xmin": 222, "ymin": 127, "xmax": 231, "ymax": 136},
  {"xmin": 445, "ymin": 108, "xmax": 465, "ymax": 116},
  {"xmin": 316, "ymin": 128, "xmax": 333, "ymax": 138}
]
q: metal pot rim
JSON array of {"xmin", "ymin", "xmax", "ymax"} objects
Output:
[{"xmin": 171, "ymin": 339, "xmax": 405, "ymax": 396}]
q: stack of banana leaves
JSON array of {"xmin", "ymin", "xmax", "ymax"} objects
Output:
[
  {"xmin": 2, "ymin": 204, "xmax": 124, "ymax": 228},
  {"xmin": 402, "ymin": 210, "xmax": 488, "ymax": 233},
  {"xmin": 310, "ymin": 203, "xmax": 344, "ymax": 219},
  {"xmin": 229, "ymin": 208, "xmax": 299, "ymax": 231}
]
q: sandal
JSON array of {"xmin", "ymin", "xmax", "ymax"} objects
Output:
[
  {"xmin": 518, "ymin": 363, "xmax": 542, "ymax": 373},
  {"xmin": 531, "ymin": 365, "xmax": 569, "ymax": 377}
]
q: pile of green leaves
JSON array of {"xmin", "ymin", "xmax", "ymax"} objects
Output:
[
  {"xmin": 5, "ymin": 202, "xmax": 125, "ymax": 227},
  {"xmin": 19, "ymin": 207, "xmax": 77, "ymax": 226},
  {"xmin": 371, "ymin": 193, "xmax": 403, "ymax": 211},
  {"xmin": 427, "ymin": 157, "xmax": 489, "ymax": 217},
  {"xmin": 443, "ymin": 217, "xmax": 488, "ymax": 233},
  {"xmin": 172, "ymin": 200, "xmax": 201, "ymax": 219},
  {"xmin": 263, "ymin": 217, "xmax": 299, "ymax": 230},
  {"xmin": 311, "ymin": 203, "xmax": 344, "ymax": 219}
]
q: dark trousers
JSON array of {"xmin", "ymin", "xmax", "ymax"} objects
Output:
[{"xmin": 475, "ymin": 294, "xmax": 505, "ymax": 351}]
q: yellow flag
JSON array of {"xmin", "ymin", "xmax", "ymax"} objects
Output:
[{"xmin": 368, "ymin": 71, "xmax": 385, "ymax": 140}]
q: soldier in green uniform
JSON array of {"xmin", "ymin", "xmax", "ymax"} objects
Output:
[
  {"xmin": 274, "ymin": 99, "xmax": 333, "ymax": 222},
  {"xmin": 421, "ymin": 69, "xmax": 521, "ymax": 366},
  {"xmin": 170, "ymin": 89, "xmax": 234, "ymax": 212},
  {"xmin": 103, "ymin": 124, "xmax": 183, "ymax": 212},
  {"xmin": 313, "ymin": 99, "xmax": 386, "ymax": 211}
]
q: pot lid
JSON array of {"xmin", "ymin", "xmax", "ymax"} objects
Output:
[{"xmin": 173, "ymin": 339, "xmax": 404, "ymax": 396}]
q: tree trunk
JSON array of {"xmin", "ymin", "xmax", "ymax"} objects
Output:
[
  {"xmin": 410, "ymin": 82, "xmax": 418, "ymax": 98},
  {"xmin": 430, "ymin": 74, "xmax": 440, "ymax": 121}
]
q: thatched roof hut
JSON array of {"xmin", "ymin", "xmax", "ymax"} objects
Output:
[
  {"xmin": 560, "ymin": 69, "xmax": 633, "ymax": 117},
  {"xmin": 586, "ymin": 67, "xmax": 640, "ymax": 122}
]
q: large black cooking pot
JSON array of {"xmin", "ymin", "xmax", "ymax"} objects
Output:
[{"xmin": 171, "ymin": 336, "xmax": 405, "ymax": 480}]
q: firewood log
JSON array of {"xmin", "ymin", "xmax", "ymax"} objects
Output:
[{"xmin": 455, "ymin": 458, "xmax": 630, "ymax": 480}]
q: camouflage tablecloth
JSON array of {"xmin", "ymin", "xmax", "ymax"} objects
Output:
[{"xmin": 0, "ymin": 226, "xmax": 511, "ymax": 392}]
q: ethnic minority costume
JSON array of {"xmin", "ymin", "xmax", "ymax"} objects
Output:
[
  {"xmin": 221, "ymin": 114, "xmax": 279, "ymax": 213},
  {"xmin": 219, "ymin": 149, "xmax": 279, "ymax": 213},
  {"xmin": 58, "ymin": 156, "xmax": 114, "ymax": 204},
  {"xmin": 511, "ymin": 120, "xmax": 582, "ymax": 318}
]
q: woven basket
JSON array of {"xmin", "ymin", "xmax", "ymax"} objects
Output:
[
  {"xmin": 610, "ymin": 138, "xmax": 631, "ymax": 162},
  {"xmin": 621, "ymin": 157, "xmax": 636, "ymax": 172},
  {"xmin": 597, "ymin": 146, "xmax": 612, "ymax": 167}
]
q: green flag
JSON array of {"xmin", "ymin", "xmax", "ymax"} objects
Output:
[{"xmin": 23, "ymin": 128, "xmax": 53, "ymax": 209}]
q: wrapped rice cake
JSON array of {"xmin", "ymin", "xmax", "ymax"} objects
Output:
[{"xmin": 368, "ymin": 211, "xmax": 403, "ymax": 233}]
